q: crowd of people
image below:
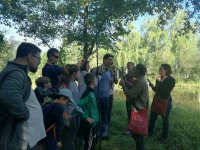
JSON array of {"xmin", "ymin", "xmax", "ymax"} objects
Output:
[{"xmin": 0, "ymin": 42, "xmax": 175, "ymax": 150}]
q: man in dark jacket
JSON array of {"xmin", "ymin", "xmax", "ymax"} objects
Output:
[{"xmin": 0, "ymin": 42, "xmax": 44, "ymax": 150}]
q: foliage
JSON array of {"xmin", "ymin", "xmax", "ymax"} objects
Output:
[
  {"xmin": 0, "ymin": 32, "xmax": 18, "ymax": 71},
  {"xmin": 1, "ymin": 0, "xmax": 200, "ymax": 59}
]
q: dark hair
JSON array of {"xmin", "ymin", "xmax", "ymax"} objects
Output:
[
  {"xmin": 47, "ymin": 48, "xmax": 59, "ymax": 58},
  {"xmin": 81, "ymin": 60, "xmax": 89, "ymax": 71},
  {"xmin": 161, "ymin": 64, "xmax": 172, "ymax": 76},
  {"xmin": 69, "ymin": 64, "xmax": 80, "ymax": 75},
  {"xmin": 103, "ymin": 53, "xmax": 114, "ymax": 60},
  {"xmin": 16, "ymin": 42, "xmax": 41, "ymax": 58},
  {"xmin": 35, "ymin": 76, "xmax": 51, "ymax": 88},
  {"xmin": 127, "ymin": 62, "xmax": 135, "ymax": 66},
  {"xmin": 135, "ymin": 64, "xmax": 147, "ymax": 76},
  {"xmin": 84, "ymin": 73, "xmax": 96, "ymax": 86},
  {"xmin": 59, "ymin": 73, "xmax": 70, "ymax": 86}
]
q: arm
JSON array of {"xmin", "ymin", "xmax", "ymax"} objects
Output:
[
  {"xmin": 159, "ymin": 77, "xmax": 176, "ymax": 99},
  {"xmin": 77, "ymin": 94, "xmax": 91, "ymax": 119},
  {"xmin": 0, "ymin": 71, "xmax": 29, "ymax": 120},
  {"xmin": 122, "ymin": 80, "xmax": 142, "ymax": 100},
  {"xmin": 43, "ymin": 65, "xmax": 64, "ymax": 76},
  {"xmin": 53, "ymin": 106, "xmax": 64, "ymax": 143}
]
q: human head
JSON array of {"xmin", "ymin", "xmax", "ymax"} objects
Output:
[
  {"xmin": 56, "ymin": 89, "xmax": 73, "ymax": 105},
  {"xmin": 59, "ymin": 73, "xmax": 70, "ymax": 87},
  {"xmin": 47, "ymin": 48, "xmax": 59, "ymax": 64},
  {"xmin": 134, "ymin": 64, "xmax": 147, "ymax": 77},
  {"xmin": 16, "ymin": 42, "xmax": 41, "ymax": 73},
  {"xmin": 69, "ymin": 64, "xmax": 80, "ymax": 81},
  {"xmin": 127, "ymin": 62, "xmax": 135, "ymax": 73},
  {"xmin": 35, "ymin": 76, "xmax": 52, "ymax": 89},
  {"xmin": 84, "ymin": 73, "xmax": 96, "ymax": 88},
  {"xmin": 159, "ymin": 64, "xmax": 172, "ymax": 77},
  {"xmin": 80, "ymin": 60, "xmax": 90, "ymax": 72},
  {"xmin": 103, "ymin": 53, "xmax": 114, "ymax": 68}
]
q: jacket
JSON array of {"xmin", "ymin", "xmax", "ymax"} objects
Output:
[
  {"xmin": 122, "ymin": 77, "xmax": 149, "ymax": 110},
  {"xmin": 0, "ymin": 61, "xmax": 31, "ymax": 150},
  {"xmin": 78, "ymin": 87, "xmax": 99, "ymax": 127}
]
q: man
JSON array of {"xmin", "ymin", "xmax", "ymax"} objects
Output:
[
  {"xmin": 91, "ymin": 53, "xmax": 118, "ymax": 139},
  {"xmin": 0, "ymin": 42, "xmax": 46, "ymax": 150},
  {"xmin": 42, "ymin": 48, "xmax": 66, "ymax": 89}
]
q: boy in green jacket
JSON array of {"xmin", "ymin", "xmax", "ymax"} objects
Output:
[{"xmin": 78, "ymin": 73, "xmax": 99, "ymax": 150}]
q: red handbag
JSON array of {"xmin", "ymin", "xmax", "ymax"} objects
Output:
[
  {"xmin": 128, "ymin": 108, "xmax": 148, "ymax": 136},
  {"xmin": 151, "ymin": 96, "xmax": 168, "ymax": 116}
]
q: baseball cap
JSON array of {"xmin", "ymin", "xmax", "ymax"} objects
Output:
[{"xmin": 56, "ymin": 88, "xmax": 74, "ymax": 102}]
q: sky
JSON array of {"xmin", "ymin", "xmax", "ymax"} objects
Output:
[{"xmin": 0, "ymin": 14, "xmax": 148, "ymax": 52}]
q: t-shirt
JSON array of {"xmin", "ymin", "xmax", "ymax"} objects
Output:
[
  {"xmin": 42, "ymin": 63, "xmax": 64, "ymax": 88},
  {"xmin": 22, "ymin": 89, "xmax": 46, "ymax": 148}
]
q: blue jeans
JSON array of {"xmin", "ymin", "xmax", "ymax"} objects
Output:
[
  {"xmin": 99, "ymin": 97, "xmax": 110, "ymax": 137},
  {"xmin": 148, "ymin": 101, "xmax": 172, "ymax": 139}
]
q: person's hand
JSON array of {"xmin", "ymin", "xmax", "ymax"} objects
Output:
[
  {"xmin": 86, "ymin": 117, "xmax": 94, "ymax": 124},
  {"xmin": 119, "ymin": 78, "xmax": 125, "ymax": 86},
  {"xmin": 63, "ymin": 112, "xmax": 71, "ymax": 119},
  {"xmin": 57, "ymin": 142, "xmax": 62, "ymax": 148},
  {"xmin": 156, "ymin": 75, "xmax": 161, "ymax": 81}
]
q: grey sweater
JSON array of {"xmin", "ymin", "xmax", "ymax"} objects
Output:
[{"xmin": 0, "ymin": 61, "xmax": 31, "ymax": 150}]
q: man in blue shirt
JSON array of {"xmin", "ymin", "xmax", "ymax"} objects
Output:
[
  {"xmin": 91, "ymin": 53, "xmax": 118, "ymax": 139},
  {"xmin": 42, "ymin": 48, "xmax": 67, "ymax": 89}
]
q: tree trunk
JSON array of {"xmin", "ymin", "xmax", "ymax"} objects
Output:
[{"xmin": 83, "ymin": 1, "xmax": 89, "ymax": 60}]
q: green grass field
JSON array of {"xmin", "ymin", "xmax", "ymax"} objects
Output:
[{"xmin": 100, "ymin": 89, "xmax": 200, "ymax": 150}]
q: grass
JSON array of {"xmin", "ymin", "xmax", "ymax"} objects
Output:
[{"xmin": 99, "ymin": 89, "xmax": 200, "ymax": 150}]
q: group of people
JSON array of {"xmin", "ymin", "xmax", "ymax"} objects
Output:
[
  {"xmin": 0, "ymin": 42, "xmax": 175, "ymax": 150},
  {"xmin": 120, "ymin": 62, "xmax": 175, "ymax": 150}
]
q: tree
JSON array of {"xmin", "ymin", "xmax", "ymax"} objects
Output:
[
  {"xmin": 0, "ymin": 0, "xmax": 149, "ymax": 59},
  {"xmin": 0, "ymin": 32, "xmax": 18, "ymax": 70}
]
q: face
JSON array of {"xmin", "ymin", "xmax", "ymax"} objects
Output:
[
  {"xmin": 50, "ymin": 52, "xmax": 59, "ymax": 64},
  {"xmin": 127, "ymin": 63, "xmax": 135, "ymax": 72},
  {"xmin": 59, "ymin": 97, "xmax": 69, "ymax": 105},
  {"xmin": 86, "ymin": 63, "xmax": 90, "ymax": 72},
  {"xmin": 74, "ymin": 70, "xmax": 80, "ymax": 81},
  {"xmin": 159, "ymin": 66, "xmax": 166, "ymax": 77},
  {"xmin": 44, "ymin": 81, "xmax": 52, "ymax": 90},
  {"xmin": 28, "ymin": 52, "xmax": 41, "ymax": 73},
  {"xmin": 104, "ymin": 57, "xmax": 113, "ymax": 68}
]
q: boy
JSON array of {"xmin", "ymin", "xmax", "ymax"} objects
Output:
[
  {"xmin": 43, "ymin": 88, "xmax": 73, "ymax": 150},
  {"xmin": 34, "ymin": 76, "xmax": 54, "ymax": 105},
  {"xmin": 78, "ymin": 73, "xmax": 99, "ymax": 150}
]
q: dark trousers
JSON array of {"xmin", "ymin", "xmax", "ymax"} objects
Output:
[
  {"xmin": 132, "ymin": 133, "xmax": 145, "ymax": 150},
  {"xmin": 79, "ymin": 125, "xmax": 97, "ymax": 150},
  {"xmin": 99, "ymin": 97, "xmax": 110, "ymax": 137},
  {"xmin": 126, "ymin": 99, "xmax": 131, "ymax": 122},
  {"xmin": 108, "ymin": 95, "xmax": 114, "ymax": 125},
  {"xmin": 63, "ymin": 117, "xmax": 79, "ymax": 150},
  {"xmin": 148, "ymin": 102, "xmax": 172, "ymax": 139}
]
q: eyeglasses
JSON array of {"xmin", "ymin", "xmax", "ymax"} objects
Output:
[{"xmin": 33, "ymin": 55, "xmax": 42, "ymax": 61}]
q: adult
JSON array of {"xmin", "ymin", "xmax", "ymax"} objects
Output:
[
  {"xmin": 148, "ymin": 64, "xmax": 175, "ymax": 143},
  {"xmin": 91, "ymin": 53, "xmax": 118, "ymax": 139},
  {"xmin": 120, "ymin": 64, "xmax": 149, "ymax": 150},
  {"xmin": 42, "ymin": 48, "xmax": 66, "ymax": 89},
  {"xmin": 0, "ymin": 42, "xmax": 46, "ymax": 150},
  {"xmin": 119, "ymin": 62, "xmax": 135, "ymax": 134}
]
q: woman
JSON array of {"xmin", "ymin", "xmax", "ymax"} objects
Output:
[
  {"xmin": 148, "ymin": 64, "xmax": 175, "ymax": 143},
  {"xmin": 120, "ymin": 64, "xmax": 149, "ymax": 150}
]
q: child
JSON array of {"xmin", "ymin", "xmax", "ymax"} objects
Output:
[
  {"xmin": 43, "ymin": 88, "xmax": 73, "ymax": 150},
  {"xmin": 34, "ymin": 76, "xmax": 55, "ymax": 105},
  {"xmin": 78, "ymin": 73, "xmax": 99, "ymax": 150}
]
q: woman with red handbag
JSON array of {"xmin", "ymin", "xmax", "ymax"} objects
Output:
[
  {"xmin": 120, "ymin": 64, "xmax": 149, "ymax": 150},
  {"xmin": 148, "ymin": 64, "xmax": 175, "ymax": 144}
]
